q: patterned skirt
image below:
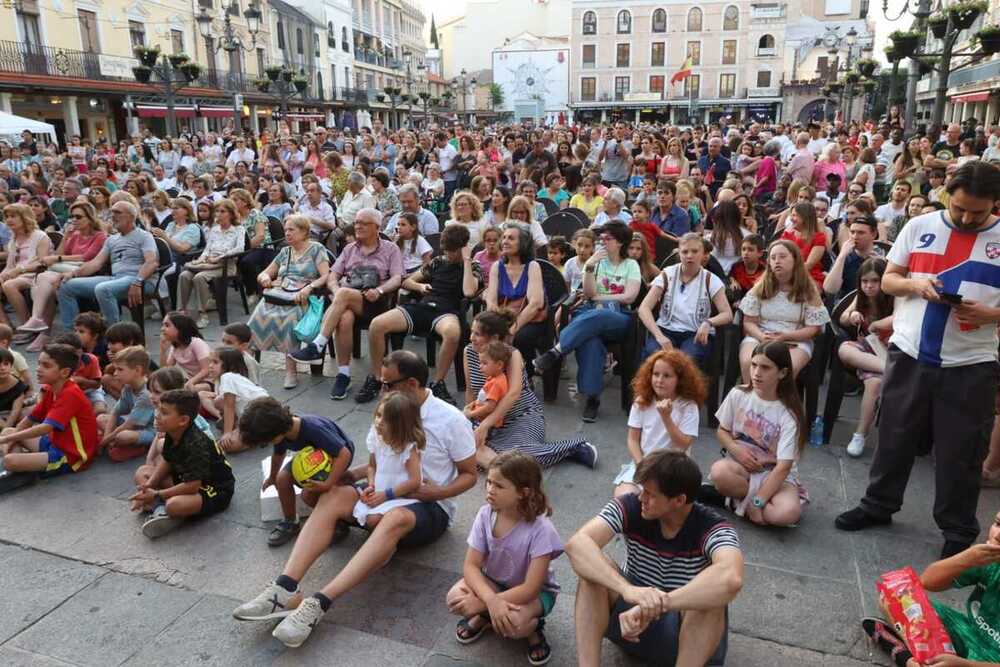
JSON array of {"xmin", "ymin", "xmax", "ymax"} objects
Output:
[{"xmin": 248, "ymin": 300, "xmax": 308, "ymax": 354}]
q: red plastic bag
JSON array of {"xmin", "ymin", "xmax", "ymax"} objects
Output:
[{"xmin": 876, "ymin": 566, "xmax": 957, "ymax": 663}]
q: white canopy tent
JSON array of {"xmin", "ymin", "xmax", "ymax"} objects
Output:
[{"xmin": 0, "ymin": 111, "xmax": 57, "ymax": 144}]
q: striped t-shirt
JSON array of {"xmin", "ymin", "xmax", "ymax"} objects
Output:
[{"xmin": 599, "ymin": 494, "xmax": 740, "ymax": 592}]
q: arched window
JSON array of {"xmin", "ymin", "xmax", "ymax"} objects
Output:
[
  {"xmin": 723, "ymin": 5, "xmax": 739, "ymax": 30},
  {"xmin": 582, "ymin": 11, "xmax": 597, "ymax": 35},
  {"xmin": 617, "ymin": 10, "xmax": 631, "ymax": 34},
  {"xmin": 328, "ymin": 22, "xmax": 335, "ymax": 48},
  {"xmin": 687, "ymin": 7, "xmax": 702, "ymax": 32},
  {"xmin": 651, "ymin": 8, "xmax": 667, "ymax": 33},
  {"xmin": 342, "ymin": 26, "xmax": 349, "ymax": 51},
  {"xmin": 758, "ymin": 34, "xmax": 775, "ymax": 48},
  {"xmin": 276, "ymin": 18, "xmax": 285, "ymax": 49}
]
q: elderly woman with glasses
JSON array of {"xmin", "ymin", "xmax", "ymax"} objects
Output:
[{"xmin": 16, "ymin": 202, "xmax": 108, "ymax": 348}]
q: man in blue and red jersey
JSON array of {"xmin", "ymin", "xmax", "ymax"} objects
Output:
[
  {"xmin": 0, "ymin": 343, "xmax": 99, "ymax": 480},
  {"xmin": 836, "ymin": 161, "xmax": 1000, "ymax": 559}
]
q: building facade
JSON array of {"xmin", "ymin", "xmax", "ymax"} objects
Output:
[{"xmin": 492, "ymin": 33, "xmax": 570, "ymax": 125}]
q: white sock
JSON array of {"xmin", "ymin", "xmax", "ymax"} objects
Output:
[
  {"xmin": 312, "ymin": 334, "xmax": 328, "ymax": 348},
  {"xmin": 338, "ymin": 365, "xmax": 350, "ymax": 377}
]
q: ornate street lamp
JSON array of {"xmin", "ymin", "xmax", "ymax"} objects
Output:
[
  {"xmin": 131, "ymin": 45, "xmax": 202, "ymax": 137},
  {"xmin": 196, "ymin": 0, "xmax": 261, "ymax": 131}
]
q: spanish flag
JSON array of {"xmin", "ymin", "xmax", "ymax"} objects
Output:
[{"xmin": 671, "ymin": 57, "xmax": 694, "ymax": 86}]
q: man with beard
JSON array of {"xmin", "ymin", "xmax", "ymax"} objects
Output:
[{"xmin": 836, "ymin": 161, "xmax": 1000, "ymax": 560}]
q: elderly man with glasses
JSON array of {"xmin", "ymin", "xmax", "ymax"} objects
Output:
[{"xmin": 56, "ymin": 201, "xmax": 157, "ymax": 329}]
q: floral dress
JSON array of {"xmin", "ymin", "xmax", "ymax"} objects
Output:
[{"xmin": 248, "ymin": 241, "xmax": 326, "ymax": 353}]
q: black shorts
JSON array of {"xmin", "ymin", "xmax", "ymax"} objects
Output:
[
  {"xmin": 197, "ymin": 484, "xmax": 234, "ymax": 517},
  {"xmin": 398, "ymin": 303, "xmax": 457, "ymax": 337},
  {"xmin": 605, "ymin": 597, "xmax": 727, "ymax": 665},
  {"xmin": 397, "ymin": 501, "xmax": 449, "ymax": 549}
]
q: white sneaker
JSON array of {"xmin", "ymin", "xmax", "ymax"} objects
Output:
[
  {"xmin": 846, "ymin": 433, "xmax": 866, "ymax": 458},
  {"xmin": 196, "ymin": 314, "xmax": 211, "ymax": 330},
  {"xmin": 272, "ymin": 596, "xmax": 324, "ymax": 647},
  {"xmin": 232, "ymin": 582, "xmax": 302, "ymax": 621},
  {"xmin": 141, "ymin": 505, "xmax": 183, "ymax": 539}
]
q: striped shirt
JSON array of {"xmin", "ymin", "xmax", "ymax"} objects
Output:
[{"xmin": 599, "ymin": 494, "xmax": 740, "ymax": 592}]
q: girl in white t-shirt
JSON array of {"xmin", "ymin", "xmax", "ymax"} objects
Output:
[
  {"xmin": 614, "ymin": 349, "xmax": 706, "ymax": 497},
  {"xmin": 353, "ymin": 391, "xmax": 424, "ymax": 528},
  {"xmin": 200, "ymin": 347, "xmax": 267, "ymax": 453},
  {"xmin": 709, "ymin": 341, "xmax": 806, "ymax": 527},
  {"xmin": 395, "ymin": 211, "xmax": 433, "ymax": 274}
]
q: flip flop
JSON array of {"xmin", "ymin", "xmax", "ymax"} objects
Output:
[{"xmin": 455, "ymin": 614, "xmax": 491, "ymax": 645}]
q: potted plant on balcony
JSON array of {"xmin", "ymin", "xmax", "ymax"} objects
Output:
[
  {"xmin": 168, "ymin": 52, "xmax": 190, "ymax": 68},
  {"xmin": 264, "ymin": 65, "xmax": 283, "ymax": 81},
  {"xmin": 890, "ymin": 30, "xmax": 922, "ymax": 57},
  {"xmin": 856, "ymin": 58, "xmax": 878, "ymax": 77},
  {"xmin": 281, "ymin": 68, "xmax": 294, "ymax": 82},
  {"xmin": 947, "ymin": 0, "xmax": 988, "ymax": 31},
  {"xmin": 133, "ymin": 45, "xmax": 161, "ymax": 68},
  {"xmin": 254, "ymin": 78, "xmax": 271, "ymax": 93},
  {"xmin": 292, "ymin": 76, "xmax": 308, "ymax": 93},
  {"xmin": 977, "ymin": 24, "xmax": 1000, "ymax": 54},
  {"xmin": 916, "ymin": 56, "xmax": 938, "ymax": 76},
  {"xmin": 928, "ymin": 12, "xmax": 949, "ymax": 39},
  {"xmin": 179, "ymin": 62, "xmax": 203, "ymax": 82},
  {"xmin": 132, "ymin": 65, "xmax": 153, "ymax": 84}
]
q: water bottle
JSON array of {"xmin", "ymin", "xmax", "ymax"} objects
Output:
[{"xmin": 809, "ymin": 416, "xmax": 824, "ymax": 447}]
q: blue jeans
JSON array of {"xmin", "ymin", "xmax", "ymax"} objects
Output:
[
  {"xmin": 558, "ymin": 307, "xmax": 631, "ymax": 397},
  {"xmin": 642, "ymin": 327, "xmax": 712, "ymax": 364},
  {"xmin": 57, "ymin": 274, "xmax": 153, "ymax": 329}
]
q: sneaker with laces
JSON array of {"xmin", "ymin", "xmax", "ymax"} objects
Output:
[
  {"xmin": 330, "ymin": 373, "xmax": 352, "ymax": 400},
  {"xmin": 141, "ymin": 505, "xmax": 183, "ymax": 539},
  {"xmin": 572, "ymin": 442, "xmax": 598, "ymax": 468},
  {"xmin": 289, "ymin": 343, "xmax": 326, "ymax": 365},
  {"xmin": 233, "ymin": 582, "xmax": 302, "ymax": 621},
  {"xmin": 196, "ymin": 314, "xmax": 211, "ymax": 330},
  {"xmin": 354, "ymin": 375, "xmax": 381, "ymax": 403},
  {"xmin": 272, "ymin": 596, "xmax": 325, "ymax": 647},
  {"xmin": 533, "ymin": 349, "xmax": 561, "ymax": 374},
  {"xmin": 846, "ymin": 433, "xmax": 866, "ymax": 458},
  {"xmin": 429, "ymin": 380, "xmax": 455, "ymax": 405},
  {"xmin": 582, "ymin": 396, "xmax": 599, "ymax": 423}
]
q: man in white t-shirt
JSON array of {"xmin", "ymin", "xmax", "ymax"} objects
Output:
[
  {"xmin": 873, "ymin": 181, "xmax": 912, "ymax": 240},
  {"xmin": 234, "ymin": 350, "xmax": 476, "ymax": 647},
  {"xmin": 836, "ymin": 161, "xmax": 1000, "ymax": 559}
]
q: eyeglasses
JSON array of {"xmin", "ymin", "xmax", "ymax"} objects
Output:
[{"xmin": 381, "ymin": 377, "xmax": 408, "ymax": 391}]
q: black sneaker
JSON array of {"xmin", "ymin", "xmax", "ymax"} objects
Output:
[
  {"xmin": 429, "ymin": 380, "xmax": 455, "ymax": 405},
  {"xmin": 268, "ymin": 519, "xmax": 300, "ymax": 547},
  {"xmin": 355, "ymin": 375, "xmax": 380, "ymax": 403},
  {"xmin": 533, "ymin": 349, "xmax": 562, "ymax": 374},
  {"xmin": 330, "ymin": 373, "xmax": 351, "ymax": 400},
  {"xmin": 582, "ymin": 396, "xmax": 599, "ymax": 423},
  {"xmin": 289, "ymin": 343, "xmax": 326, "ymax": 365},
  {"xmin": 0, "ymin": 468, "xmax": 38, "ymax": 495},
  {"xmin": 698, "ymin": 482, "xmax": 728, "ymax": 508},
  {"xmin": 941, "ymin": 539, "xmax": 973, "ymax": 559},
  {"xmin": 572, "ymin": 441, "xmax": 598, "ymax": 468},
  {"xmin": 834, "ymin": 506, "xmax": 892, "ymax": 531}
]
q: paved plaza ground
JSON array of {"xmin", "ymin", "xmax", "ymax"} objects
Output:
[{"xmin": 0, "ymin": 310, "xmax": 995, "ymax": 667}]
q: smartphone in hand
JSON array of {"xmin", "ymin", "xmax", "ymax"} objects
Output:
[{"xmin": 938, "ymin": 291, "xmax": 964, "ymax": 305}]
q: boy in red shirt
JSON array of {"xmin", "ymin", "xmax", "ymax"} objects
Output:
[
  {"xmin": 629, "ymin": 200, "xmax": 670, "ymax": 251},
  {"xmin": 728, "ymin": 234, "xmax": 765, "ymax": 300},
  {"xmin": 0, "ymin": 343, "xmax": 99, "ymax": 485}
]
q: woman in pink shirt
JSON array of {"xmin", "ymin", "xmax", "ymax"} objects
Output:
[{"xmin": 813, "ymin": 144, "xmax": 847, "ymax": 192}]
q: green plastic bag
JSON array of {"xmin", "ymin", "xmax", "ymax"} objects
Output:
[{"xmin": 293, "ymin": 296, "xmax": 323, "ymax": 342}]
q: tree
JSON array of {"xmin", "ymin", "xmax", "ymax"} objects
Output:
[{"xmin": 489, "ymin": 83, "xmax": 504, "ymax": 111}]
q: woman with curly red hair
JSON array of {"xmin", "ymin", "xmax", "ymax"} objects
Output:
[{"xmin": 613, "ymin": 349, "xmax": 707, "ymax": 498}]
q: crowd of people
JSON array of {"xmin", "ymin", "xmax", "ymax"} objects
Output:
[{"xmin": 0, "ymin": 114, "xmax": 999, "ymax": 666}]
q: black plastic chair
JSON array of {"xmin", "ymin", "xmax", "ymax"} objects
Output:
[
  {"xmin": 563, "ymin": 207, "xmax": 591, "ymax": 228},
  {"xmin": 654, "ymin": 236, "xmax": 679, "ymax": 266},
  {"xmin": 821, "ymin": 290, "xmax": 860, "ymax": 443},
  {"xmin": 46, "ymin": 231, "xmax": 63, "ymax": 250},
  {"xmin": 265, "ymin": 217, "xmax": 286, "ymax": 250},
  {"xmin": 535, "ymin": 259, "xmax": 569, "ymax": 402},
  {"xmin": 212, "ymin": 231, "xmax": 253, "ymax": 326},
  {"xmin": 541, "ymin": 211, "xmax": 586, "ymax": 240},
  {"xmin": 539, "ymin": 197, "xmax": 560, "ymax": 218},
  {"xmin": 425, "ymin": 233, "xmax": 441, "ymax": 257}
]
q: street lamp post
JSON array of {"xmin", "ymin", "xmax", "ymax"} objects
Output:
[
  {"xmin": 257, "ymin": 66, "xmax": 310, "ymax": 132},
  {"xmin": 823, "ymin": 27, "xmax": 861, "ymax": 123},
  {"xmin": 131, "ymin": 47, "xmax": 203, "ymax": 138},
  {"xmin": 418, "ymin": 92, "xmax": 431, "ymax": 128},
  {"xmin": 196, "ymin": 0, "xmax": 261, "ymax": 133}
]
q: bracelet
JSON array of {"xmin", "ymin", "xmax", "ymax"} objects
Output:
[
  {"xmin": 385, "ymin": 487, "xmax": 395, "ymax": 501},
  {"xmin": 752, "ymin": 495, "xmax": 765, "ymax": 508}
]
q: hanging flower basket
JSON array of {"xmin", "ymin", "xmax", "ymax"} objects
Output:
[
  {"xmin": 916, "ymin": 57, "xmax": 938, "ymax": 76},
  {"xmin": 844, "ymin": 71, "xmax": 861, "ymax": 84},
  {"xmin": 978, "ymin": 24, "xmax": 1000, "ymax": 54},
  {"xmin": 890, "ymin": 30, "xmax": 922, "ymax": 57},
  {"xmin": 292, "ymin": 76, "xmax": 309, "ymax": 93},
  {"xmin": 928, "ymin": 13, "xmax": 949, "ymax": 39},
  {"xmin": 280, "ymin": 69, "xmax": 294, "ymax": 82},
  {"xmin": 861, "ymin": 79, "xmax": 878, "ymax": 93},
  {"xmin": 254, "ymin": 78, "xmax": 271, "ymax": 93},
  {"xmin": 883, "ymin": 45, "xmax": 899, "ymax": 63},
  {"xmin": 132, "ymin": 65, "xmax": 153, "ymax": 84},
  {"xmin": 856, "ymin": 58, "xmax": 878, "ymax": 77},
  {"xmin": 828, "ymin": 81, "xmax": 844, "ymax": 94},
  {"xmin": 821, "ymin": 85, "xmax": 833, "ymax": 97},
  {"xmin": 167, "ymin": 53, "xmax": 190, "ymax": 68},
  {"xmin": 264, "ymin": 65, "xmax": 283, "ymax": 82},
  {"xmin": 948, "ymin": 0, "xmax": 988, "ymax": 31},
  {"xmin": 133, "ymin": 45, "xmax": 161, "ymax": 68},
  {"xmin": 179, "ymin": 62, "xmax": 203, "ymax": 82}
]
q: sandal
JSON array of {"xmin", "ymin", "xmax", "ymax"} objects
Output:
[
  {"xmin": 267, "ymin": 519, "xmax": 300, "ymax": 547},
  {"xmin": 455, "ymin": 613, "xmax": 491, "ymax": 644},
  {"xmin": 861, "ymin": 617, "xmax": 912, "ymax": 667},
  {"xmin": 527, "ymin": 628, "xmax": 552, "ymax": 665}
]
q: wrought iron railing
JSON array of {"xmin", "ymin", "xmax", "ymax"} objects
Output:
[{"xmin": 0, "ymin": 40, "xmax": 106, "ymax": 80}]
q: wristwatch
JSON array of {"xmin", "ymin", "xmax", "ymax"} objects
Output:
[{"xmin": 751, "ymin": 495, "xmax": 765, "ymax": 509}]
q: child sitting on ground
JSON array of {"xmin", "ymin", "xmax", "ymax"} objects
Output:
[
  {"xmin": 545, "ymin": 236, "xmax": 569, "ymax": 274},
  {"xmin": 463, "ymin": 341, "xmax": 510, "ymax": 428},
  {"xmin": 74, "ymin": 311, "xmax": 109, "ymax": 368},
  {"xmin": 102, "ymin": 322, "xmax": 151, "ymax": 401},
  {"xmin": 128, "ymin": 389, "xmax": 235, "ymax": 539},
  {"xmin": 222, "ymin": 322, "xmax": 260, "ymax": 384},
  {"xmin": 0, "ymin": 344, "xmax": 99, "ymax": 485},
  {"xmin": 352, "ymin": 391, "xmax": 424, "ymax": 528},
  {"xmin": 446, "ymin": 451, "xmax": 563, "ymax": 666},
  {"xmin": 863, "ymin": 507, "xmax": 1000, "ymax": 666},
  {"xmin": 132, "ymin": 367, "xmax": 216, "ymax": 496},
  {"xmin": 160, "ymin": 312, "xmax": 212, "ymax": 392},
  {"xmin": 0, "ymin": 324, "xmax": 36, "ymax": 399},
  {"xmin": 199, "ymin": 347, "xmax": 267, "ymax": 454},
  {"xmin": 0, "ymin": 348, "xmax": 28, "ymax": 428},
  {"xmin": 98, "ymin": 346, "xmax": 154, "ymax": 462},
  {"xmin": 53, "ymin": 332, "xmax": 106, "ymax": 415},
  {"xmin": 238, "ymin": 397, "xmax": 355, "ymax": 547}
]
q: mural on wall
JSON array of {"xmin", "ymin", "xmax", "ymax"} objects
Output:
[{"xmin": 492, "ymin": 49, "xmax": 569, "ymax": 113}]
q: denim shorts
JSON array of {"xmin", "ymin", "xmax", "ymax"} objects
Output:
[{"xmin": 605, "ymin": 596, "xmax": 727, "ymax": 665}]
